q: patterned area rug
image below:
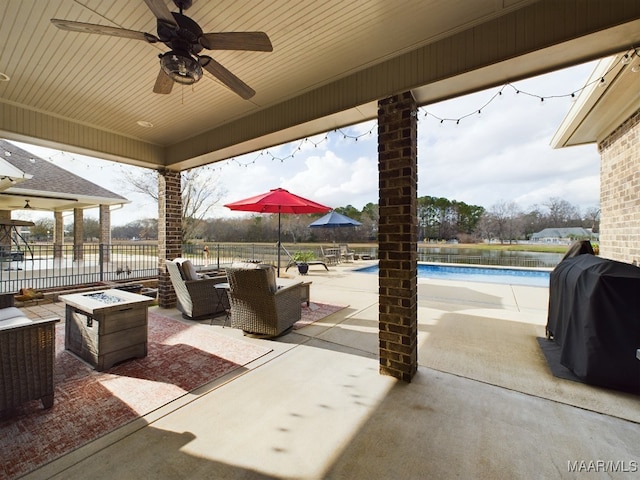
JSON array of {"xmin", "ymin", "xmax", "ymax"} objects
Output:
[
  {"xmin": 294, "ymin": 302, "xmax": 348, "ymax": 329},
  {"xmin": 0, "ymin": 313, "xmax": 272, "ymax": 480}
]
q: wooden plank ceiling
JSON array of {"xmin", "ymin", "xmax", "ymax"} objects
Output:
[{"xmin": 1, "ymin": 0, "xmax": 640, "ymax": 171}]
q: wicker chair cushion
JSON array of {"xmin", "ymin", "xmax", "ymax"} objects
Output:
[
  {"xmin": 257, "ymin": 264, "xmax": 277, "ymax": 293},
  {"xmin": 0, "ymin": 316, "xmax": 33, "ymax": 328},
  {"xmin": 0, "ymin": 306, "xmax": 26, "ymax": 322},
  {"xmin": 181, "ymin": 260, "xmax": 199, "ymax": 281}
]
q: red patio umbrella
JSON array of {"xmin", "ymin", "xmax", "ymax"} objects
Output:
[{"xmin": 224, "ymin": 188, "xmax": 331, "ymax": 275}]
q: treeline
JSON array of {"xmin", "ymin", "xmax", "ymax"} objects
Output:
[
  {"xmin": 478, "ymin": 197, "xmax": 600, "ymax": 244},
  {"xmin": 29, "ymin": 196, "xmax": 599, "ymax": 244},
  {"xmin": 196, "ymin": 203, "xmax": 379, "ymax": 244},
  {"xmin": 418, "ymin": 196, "xmax": 485, "ymax": 241},
  {"xmin": 418, "ymin": 196, "xmax": 599, "ymax": 243}
]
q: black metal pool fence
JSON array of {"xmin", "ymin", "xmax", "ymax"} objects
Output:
[{"xmin": 0, "ymin": 243, "xmax": 558, "ymax": 293}]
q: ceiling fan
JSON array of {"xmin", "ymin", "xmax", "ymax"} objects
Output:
[{"xmin": 50, "ymin": 0, "xmax": 272, "ymax": 99}]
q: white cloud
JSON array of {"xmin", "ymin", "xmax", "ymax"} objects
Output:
[{"xmin": 415, "ymin": 61, "xmax": 601, "ymax": 213}]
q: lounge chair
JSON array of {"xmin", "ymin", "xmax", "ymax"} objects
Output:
[
  {"xmin": 282, "ymin": 245, "xmax": 329, "ymax": 272},
  {"xmin": 320, "ymin": 246, "xmax": 339, "ymax": 265},
  {"xmin": 226, "ymin": 265, "xmax": 303, "ymax": 337},
  {"xmin": 339, "ymin": 244, "xmax": 355, "ymax": 262},
  {"xmin": 165, "ymin": 258, "xmax": 229, "ymax": 320}
]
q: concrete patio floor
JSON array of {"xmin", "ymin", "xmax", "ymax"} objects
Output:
[{"xmin": 20, "ymin": 261, "xmax": 640, "ymax": 479}]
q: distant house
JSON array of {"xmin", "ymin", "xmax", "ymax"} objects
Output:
[{"xmin": 530, "ymin": 227, "xmax": 597, "ymax": 244}]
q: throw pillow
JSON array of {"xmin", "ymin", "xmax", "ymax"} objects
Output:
[
  {"xmin": 230, "ymin": 261, "xmax": 259, "ymax": 270},
  {"xmin": 181, "ymin": 260, "xmax": 199, "ymax": 281},
  {"xmin": 175, "ymin": 262, "xmax": 185, "ymax": 280}
]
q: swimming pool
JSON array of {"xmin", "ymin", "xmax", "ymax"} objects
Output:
[{"xmin": 356, "ymin": 263, "xmax": 551, "ymax": 287}]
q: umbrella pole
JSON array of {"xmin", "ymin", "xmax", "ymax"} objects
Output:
[{"xmin": 277, "ymin": 211, "xmax": 281, "ymax": 277}]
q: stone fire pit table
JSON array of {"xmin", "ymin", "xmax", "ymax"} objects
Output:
[{"xmin": 59, "ymin": 289, "xmax": 155, "ymax": 371}]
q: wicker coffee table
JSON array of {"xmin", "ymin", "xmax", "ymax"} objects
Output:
[{"xmin": 60, "ymin": 289, "xmax": 155, "ymax": 371}]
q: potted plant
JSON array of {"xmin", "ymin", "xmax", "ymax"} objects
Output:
[{"xmin": 292, "ymin": 250, "xmax": 315, "ymax": 275}]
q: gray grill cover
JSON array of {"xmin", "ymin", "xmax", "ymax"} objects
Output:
[{"xmin": 547, "ymin": 254, "xmax": 640, "ymax": 392}]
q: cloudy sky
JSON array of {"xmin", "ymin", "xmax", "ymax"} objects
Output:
[{"xmin": 11, "ymin": 59, "xmax": 601, "ymax": 226}]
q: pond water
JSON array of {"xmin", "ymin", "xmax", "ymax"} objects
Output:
[{"xmin": 356, "ymin": 263, "xmax": 551, "ymax": 287}]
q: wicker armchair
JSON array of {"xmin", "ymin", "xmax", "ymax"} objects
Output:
[
  {"xmin": 226, "ymin": 267, "xmax": 302, "ymax": 337},
  {"xmin": 0, "ymin": 293, "xmax": 60, "ymax": 411},
  {"xmin": 165, "ymin": 259, "xmax": 229, "ymax": 320}
]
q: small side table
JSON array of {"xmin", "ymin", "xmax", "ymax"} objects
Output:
[
  {"xmin": 300, "ymin": 281, "xmax": 312, "ymax": 306},
  {"xmin": 213, "ymin": 282, "xmax": 231, "ymax": 326}
]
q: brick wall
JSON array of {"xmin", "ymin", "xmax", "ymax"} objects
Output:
[
  {"xmin": 158, "ymin": 169, "xmax": 182, "ymax": 308},
  {"xmin": 377, "ymin": 92, "xmax": 418, "ymax": 382},
  {"xmin": 598, "ymin": 108, "xmax": 640, "ymax": 263}
]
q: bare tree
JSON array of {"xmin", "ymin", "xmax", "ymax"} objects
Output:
[
  {"xmin": 544, "ymin": 197, "xmax": 581, "ymax": 227},
  {"xmin": 123, "ymin": 166, "xmax": 226, "ymax": 242},
  {"xmin": 583, "ymin": 207, "xmax": 600, "ymax": 233},
  {"xmin": 30, "ymin": 218, "xmax": 55, "ymax": 241},
  {"xmin": 481, "ymin": 201, "xmax": 523, "ymax": 243}
]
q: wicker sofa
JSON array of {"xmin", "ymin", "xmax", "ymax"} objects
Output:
[
  {"xmin": 165, "ymin": 258, "xmax": 229, "ymax": 320},
  {"xmin": 226, "ymin": 265, "xmax": 303, "ymax": 337},
  {"xmin": 0, "ymin": 293, "xmax": 60, "ymax": 411}
]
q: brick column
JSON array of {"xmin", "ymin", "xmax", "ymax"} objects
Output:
[
  {"xmin": 99, "ymin": 204, "xmax": 111, "ymax": 263},
  {"xmin": 53, "ymin": 211, "xmax": 64, "ymax": 260},
  {"xmin": 73, "ymin": 208, "xmax": 83, "ymax": 261},
  {"xmin": 0, "ymin": 210, "xmax": 10, "ymax": 250},
  {"xmin": 158, "ymin": 169, "xmax": 182, "ymax": 308},
  {"xmin": 378, "ymin": 92, "xmax": 418, "ymax": 382}
]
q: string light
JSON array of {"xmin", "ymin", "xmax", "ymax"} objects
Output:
[
  {"xmin": 420, "ymin": 47, "xmax": 637, "ymax": 126},
  {"xmin": 36, "ymin": 47, "xmax": 638, "ymax": 175}
]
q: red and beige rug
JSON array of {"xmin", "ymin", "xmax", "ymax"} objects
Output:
[
  {"xmin": 0, "ymin": 303, "xmax": 346, "ymax": 479},
  {"xmin": 295, "ymin": 302, "xmax": 348, "ymax": 329},
  {"xmin": 0, "ymin": 313, "xmax": 273, "ymax": 480}
]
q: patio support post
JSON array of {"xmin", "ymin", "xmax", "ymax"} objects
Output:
[
  {"xmin": 377, "ymin": 91, "xmax": 418, "ymax": 382},
  {"xmin": 158, "ymin": 168, "xmax": 182, "ymax": 308},
  {"xmin": 73, "ymin": 208, "xmax": 83, "ymax": 262},
  {"xmin": 53, "ymin": 211, "xmax": 63, "ymax": 260},
  {"xmin": 0, "ymin": 210, "xmax": 10, "ymax": 252},
  {"xmin": 99, "ymin": 204, "xmax": 111, "ymax": 264}
]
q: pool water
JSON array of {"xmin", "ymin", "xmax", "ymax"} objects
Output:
[{"xmin": 356, "ymin": 263, "xmax": 551, "ymax": 287}]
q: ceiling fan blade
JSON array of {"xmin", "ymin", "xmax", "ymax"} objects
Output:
[
  {"xmin": 200, "ymin": 32, "xmax": 273, "ymax": 52},
  {"xmin": 143, "ymin": 0, "xmax": 177, "ymax": 25},
  {"xmin": 153, "ymin": 68, "xmax": 174, "ymax": 94},
  {"xmin": 202, "ymin": 57, "xmax": 255, "ymax": 99},
  {"xmin": 51, "ymin": 19, "xmax": 158, "ymax": 42}
]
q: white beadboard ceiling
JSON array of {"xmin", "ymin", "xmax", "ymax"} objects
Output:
[{"xmin": 1, "ymin": 0, "xmax": 640, "ymax": 171}]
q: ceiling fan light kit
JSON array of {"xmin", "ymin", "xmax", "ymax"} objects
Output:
[
  {"xmin": 51, "ymin": 0, "xmax": 272, "ymax": 98},
  {"xmin": 160, "ymin": 50, "xmax": 202, "ymax": 84}
]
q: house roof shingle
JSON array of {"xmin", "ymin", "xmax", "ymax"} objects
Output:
[{"xmin": 0, "ymin": 140, "xmax": 129, "ymax": 211}]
